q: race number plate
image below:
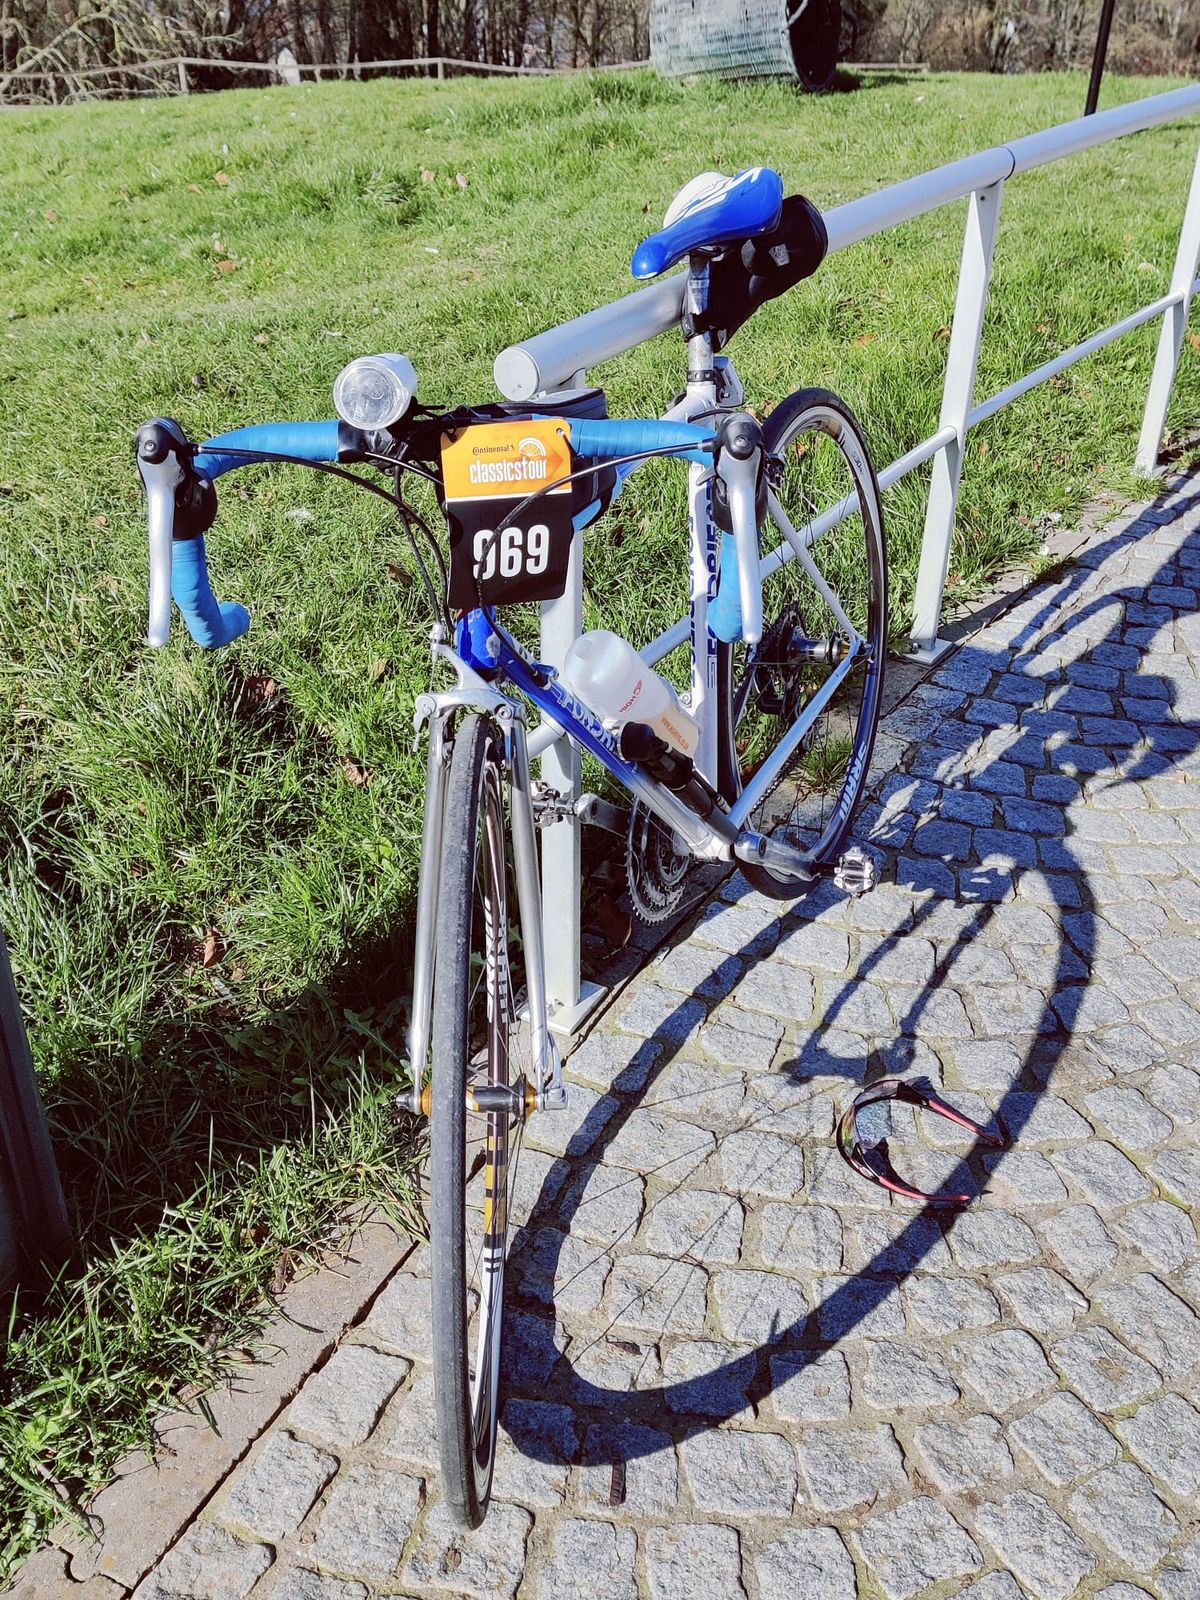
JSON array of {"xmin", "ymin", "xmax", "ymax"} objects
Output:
[{"xmin": 442, "ymin": 418, "xmax": 575, "ymax": 609}]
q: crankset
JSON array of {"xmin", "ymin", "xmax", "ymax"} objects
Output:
[{"xmin": 626, "ymin": 800, "xmax": 691, "ymax": 923}]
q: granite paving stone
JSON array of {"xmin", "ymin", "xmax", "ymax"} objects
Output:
[
  {"xmin": 679, "ymin": 1429, "xmax": 797, "ymax": 1516},
  {"xmin": 1051, "ymin": 1325, "xmax": 1162, "ymax": 1411},
  {"xmin": 578, "ymin": 1422, "xmax": 678, "ymax": 1512},
  {"xmin": 132, "ymin": 1524, "xmax": 273, "ymax": 1600},
  {"xmin": 973, "ymin": 1491, "xmax": 1095, "ymax": 1600},
  {"xmin": 307, "ymin": 1465, "xmax": 422, "ymax": 1582},
  {"xmin": 1098, "ymin": 1272, "xmax": 1200, "ymax": 1377},
  {"xmin": 958, "ymin": 1329, "xmax": 1057, "ymax": 1411},
  {"xmin": 285, "ymin": 1345, "xmax": 409, "ymax": 1450},
  {"xmin": 1007, "ymin": 1390, "xmax": 1119, "ymax": 1486},
  {"xmin": 216, "ymin": 1431, "xmax": 338, "ymax": 1542},
  {"xmin": 1117, "ymin": 1394, "xmax": 1200, "ymax": 1497},
  {"xmin": 768, "ymin": 1350, "xmax": 851, "ymax": 1422},
  {"xmin": 711, "ymin": 1267, "xmax": 808, "ymax": 1344},
  {"xmin": 535, "ymin": 1518, "xmax": 637, "ymax": 1600},
  {"xmin": 912, "ymin": 1414, "xmax": 1013, "ymax": 1492},
  {"xmin": 753, "ymin": 1527, "xmax": 857, "ymax": 1600},
  {"xmin": 795, "ymin": 1422, "xmax": 908, "ymax": 1512},
  {"xmin": 644, "ymin": 1525, "xmax": 746, "ymax": 1600},
  {"xmin": 400, "ymin": 1500, "xmax": 531, "ymax": 1599},
  {"xmin": 853, "ymin": 1496, "xmax": 981, "ymax": 1600},
  {"xmin": 1114, "ymin": 1200, "xmax": 1198, "ymax": 1272},
  {"xmin": 1068, "ymin": 1460, "xmax": 1179, "ymax": 1569}
]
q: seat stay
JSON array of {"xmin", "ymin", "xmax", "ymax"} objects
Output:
[{"xmin": 632, "ymin": 166, "xmax": 784, "ymax": 280}]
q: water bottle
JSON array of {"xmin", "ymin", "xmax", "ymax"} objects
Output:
[{"xmin": 562, "ymin": 630, "xmax": 700, "ymax": 759}]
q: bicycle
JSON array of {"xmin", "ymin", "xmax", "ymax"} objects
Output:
[{"xmin": 135, "ymin": 164, "xmax": 888, "ymax": 1528}]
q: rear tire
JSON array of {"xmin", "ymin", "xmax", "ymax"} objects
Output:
[
  {"xmin": 717, "ymin": 388, "xmax": 887, "ymax": 898},
  {"xmin": 430, "ymin": 714, "xmax": 519, "ymax": 1528}
]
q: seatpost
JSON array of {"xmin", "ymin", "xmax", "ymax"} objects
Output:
[{"xmin": 684, "ymin": 252, "xmax": 716, "ymax": 389}]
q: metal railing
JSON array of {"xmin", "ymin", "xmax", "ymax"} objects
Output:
[{"xmin": 491, "ymin": 83, "xmax": 1200, "ymax": 1029}]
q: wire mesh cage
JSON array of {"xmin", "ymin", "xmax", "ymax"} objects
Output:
[{"xmin": 650, "ymin": 0, "xmax": 841, "ymax": 91}]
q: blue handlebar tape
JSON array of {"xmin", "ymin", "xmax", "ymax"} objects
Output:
[
  {"xmin": 172, "ymin": 535, "xmax": 250, "ymax": 649},
  {"xmin": 569, "ymin": 418, "xmax": 713, "ymax": 465},
  {"xmin": 194, "ymin": 420, "xmax": 342, "ymax": 481}
]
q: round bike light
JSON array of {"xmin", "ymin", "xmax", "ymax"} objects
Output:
[{"xmin": 332, "ymin": 353, "xmax": 419, "ymax": 430}]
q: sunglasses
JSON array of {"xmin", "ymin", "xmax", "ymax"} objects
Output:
[{"xmin": 836, "ymin": 1076, "xmax": 1005, "ymax": 1206}]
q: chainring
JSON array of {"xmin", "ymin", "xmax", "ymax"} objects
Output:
[{"xmin": 625, "ymin": 801, "xmax": 691, "ymax": 924}]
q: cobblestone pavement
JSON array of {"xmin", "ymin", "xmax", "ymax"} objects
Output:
[{"xmin": 46, "ymin": 479, "xmax": 1200, "ymax": 1599}]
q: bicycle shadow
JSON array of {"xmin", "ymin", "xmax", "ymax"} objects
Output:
[{"xmin": 497, "ymin": 479, "xmax": 1200, "ymax": 1498}]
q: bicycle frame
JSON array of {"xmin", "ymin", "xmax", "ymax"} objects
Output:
[{"xmin": 405, "ymin": 348, "xmax": 872, "ymax": 1110}]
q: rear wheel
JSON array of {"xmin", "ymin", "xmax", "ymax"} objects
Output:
[
  {"xmin": 717, "ymin": 387, "xmax": 887, "ymax": 898},
  {"xmin": 430, "ymin": 714, "xmax": 522, "ymax": 1528}
]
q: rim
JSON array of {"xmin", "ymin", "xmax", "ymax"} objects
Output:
[{"xmin": 731, "ymin": 403, "xmax": 885, "ymax": 866}]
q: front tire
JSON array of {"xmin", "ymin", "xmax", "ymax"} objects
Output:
[{"xmin": 430, "ymin": 714, "xmax": 520, "ymax": 1528}]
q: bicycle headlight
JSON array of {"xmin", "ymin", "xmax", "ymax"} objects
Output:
[{"xmin": 332, "ymin": 353, "xmax": 419, "ymax": 430}]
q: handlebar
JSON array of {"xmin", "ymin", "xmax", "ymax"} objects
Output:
[{"xmin": 135, "ymin": 412, "xmax": 765, "ymax": 650}]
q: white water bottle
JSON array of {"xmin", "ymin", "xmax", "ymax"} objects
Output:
[{"xmin": 562, "ymin": 629, "xmax": 700, "ymax": 759}]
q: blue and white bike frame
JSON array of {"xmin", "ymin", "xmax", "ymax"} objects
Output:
[{"xmin": 137, "ymin": 329, "xmax": 869, "ymax": 1116}]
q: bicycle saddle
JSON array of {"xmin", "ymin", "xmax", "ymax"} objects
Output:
[{"xmin": 631, "ymin": 166, "xmax": 785, "ymax": 280}]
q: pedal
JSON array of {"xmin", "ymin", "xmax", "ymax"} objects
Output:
[{"xmin": 833, "ymin": 845, "xmax": 877, "ymax": 896}]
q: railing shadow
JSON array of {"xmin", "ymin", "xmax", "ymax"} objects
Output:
[{"xmin": 499, "ymin": 478, "xmax": 1200, "ymax": 1485}]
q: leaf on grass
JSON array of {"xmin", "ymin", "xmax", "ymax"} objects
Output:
[
  {"xmin": 1187, "ymin": 331, "xmax": 1200, "ymax": 353},
  {"xmin": 420, "ymin": 168, "xmax": 435, "ymax": 183},
  {"xmin": 455, "ymin": 172, "xmax": 469, "ymax": 188},
  {"xmin": 244, "ymin": 673, "xmax": 278, "ymax": 704},
  {"xmin": 342, "ymin": 759, "xmax": 373, "ymax": 787},
  {"xmin": 200, "ymin": 929, "xmax": 223, "ymax": 968},
  {"xmin": 90, "ymin": 514, "xmax": 109, "ymax": 529},
  {"xmin": 254, "ymin": 332, "xmax": 270, "ymax": 347},
  {"xmin": 371, "ymin": 658, "xmax": 390, "ymax": 681},
  {"xmin": 187, "ymin": 183, "xmax": 201, "ymax": 193},
  {"xmin": 43, "ymin": 208, "xmax": 58, "ymax": 223},
  {"xmin": 213, "ymin": 170, "xmax": 230, "ymax": 186},
  {"xmin": 272, "ymin": 1250, "xmax": 294, "ymax": 1295},
  {"xmin": 386, "ymin": 562, "xmax": 407, "ymax": 583},
  {"xmin": 934, "ymin": 325, "xmax": 951, "ymax": 342},
  {"xmin": 853, "ymin": 332, "xmax": 877, "ymax": 347},
  {"xmin": 976, "ymin": 438, "xmax": 989, "ymax": 459},
  {"xmin": 215, "ymin": 259, "xmax": 237, "ymax": 274}
]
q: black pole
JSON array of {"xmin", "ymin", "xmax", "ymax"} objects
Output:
[{"xmin": 1085, "ymin": 0, "xmax": 1117, "ymax": 116}]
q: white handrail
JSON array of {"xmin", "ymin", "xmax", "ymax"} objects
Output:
[
  {"xmin": 514, "ymin": 84, "xmax": 1200, "ymax": 1029},
  {"xmin": 494, "ymin": 84, "xmax": 1200, "ymax": 399}
]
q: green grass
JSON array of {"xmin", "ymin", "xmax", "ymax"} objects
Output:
[{"xmin": 1, "ymin": 65, "xmax": 1198, "ymax": 1575}]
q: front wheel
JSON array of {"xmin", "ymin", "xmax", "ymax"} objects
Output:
[
  {"xmin": 430, "ymin": 714, "xmax": 522, "ymax": 1528},
  {"xmin": 717, "ymin": 388, "xmax": 888, "ymax": 898}
]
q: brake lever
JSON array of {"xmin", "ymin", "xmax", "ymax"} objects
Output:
[
  {"xmin": 715, "ymin": 414, "xmax": 765, "ymax": 647},
  {"xmin": 136, "ymin": 418, "xmax": 189, "ymax": 647}
]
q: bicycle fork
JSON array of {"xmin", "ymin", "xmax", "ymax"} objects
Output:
[{"xmin": 404, "ymin": 682, "xmax": 566, "ymax": 1120}]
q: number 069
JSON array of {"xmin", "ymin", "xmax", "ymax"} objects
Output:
[{"xmin": 473, "ymin": 522, "xmax": 551, "ymax": 582}]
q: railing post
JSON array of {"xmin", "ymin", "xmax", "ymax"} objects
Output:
[
  {"xmin": 177, "ymin": 59, "xmax": 189, "ymax": 94},
  {"xmin": 909, "ymin": 179, "xmax": 1004, "ymax": 659},
  {"xmin": 1136, "ymin": 141, "xmax": 1200, "ymax": 476},
  {"xmin": 538, "ymin": 530, "xmax": 605, "ymax": 1037}
]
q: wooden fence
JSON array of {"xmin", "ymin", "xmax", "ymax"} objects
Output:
[{"xmin": 0, "ymin": 52, "xmax": 924, "ymax": 106}]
